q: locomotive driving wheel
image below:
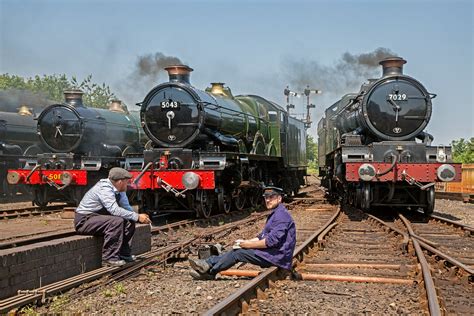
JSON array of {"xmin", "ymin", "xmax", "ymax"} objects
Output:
[
  {"xmin": 360, "ymin": 183, "xmax": 371, "ymax": 211},
  {"xmin": 422, "ymin": 186, "xmax": 435, "ymax": 215},
  {"xmin": 217, "ymin": 187, "xmax": 232, "ymax": 214},
  {"xmin": 197, "ymin": 189, "xmax": 213, "ymax": 218},
  {"xmin": 233, "ymin": 188, "xmax": 247, "ymax": 211},
  {"xmin": 249, "ymin": 188, "xmax": 263, "ymax": 209}
]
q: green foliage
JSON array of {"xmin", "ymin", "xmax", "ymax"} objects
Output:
[
  {"xmin": 0, "ymin": 73, "xmax": 116, "ymax": 108},
  {"xmin": 49, "ymin": 294, "xmax": 70, "ymax": 313},
  {"xmin": 18, "ymin": 304, "xmax": 39, "ymax": 315},
  {"xmin": 452, "ymin": 137, "xmax": 474, "ymax": 163},
  {"xmin": 103, "ymin": 283, "xmax": 127, "ymax": 298},
  {"xmin": 306, "ymin": 135, "xmax": 319, "ymax": 175}
]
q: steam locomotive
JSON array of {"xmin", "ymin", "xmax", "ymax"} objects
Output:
[
  {"xmin": 317, "ymin": 57, "xmax": 461, "ymax": 214},
  {"xmin": 7, "ymin": 90, "xmax": 148, "ymax": 206},
  {"xmin": 128, "ymin": 65, "xmax": 307, "ymax": 217},
  {"xmin": 0, "ymin": 106, "xmax": 44, "ymax": 199}
]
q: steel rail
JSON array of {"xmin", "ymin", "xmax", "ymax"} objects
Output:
[
  {"xmin": 0, "ymin": 211, "xmax": 271, "ymax": 313},
  {"xmin": 429, "ymin": 213, "xmax": 474, "ymax": 233},
  {"xmin": 0, "ymin": 204, "xmax": 67, "ymax": 220},
  {"xmin": 399, "ymin": 214, "xmax": 474, "ymax": 275},
  {"xmin": 204, "ymin": 207, "xmax": 341, "ymax": 316},
  {"xmin": 398, "ymin": 214, "xmax": 442, "ymax": 315}
]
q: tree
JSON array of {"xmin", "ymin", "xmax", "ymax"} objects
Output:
[
  {"xmin": 306, "ymin": 135, "xmax": 318, "ymax": 161},
  {"xmin": 0, "ymin": 73, "xmax": 116, "ymax": 108},
  {"xmin": 452, "ymin": 137, "xmax": 474, "ymax": 163},
  {"xmin": 306, "ymin": 135, "xmax": 319, "ymax": 174}
]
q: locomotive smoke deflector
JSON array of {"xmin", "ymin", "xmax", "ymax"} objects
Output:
[
  {"xmin": 165, "ymin": 65, "xmax": 193, "ymax": 84},
  {"xmin": 379, "ymin": 57, "xmax": 406, "ymax": 77}
]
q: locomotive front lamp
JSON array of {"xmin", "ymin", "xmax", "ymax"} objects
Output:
[
  {"xmin": 436, "ymin": 147, "xmax": 447, "ymax": 163},
  {"xmin": 358, "ymin": 163, "xmax": 376, "ymax": 181},
  {"xmin": 182, "ymin": 172, "xmax": 201, "ymax": 190},
  {"xmin": 437, "ymin": 164, "xmax": 456, "ymax": 182}
]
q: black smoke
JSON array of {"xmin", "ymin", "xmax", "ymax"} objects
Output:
[
  {"xmin": 0, "ymin": 89, "xmax": 53, "ymax": 114},
  {"xmin": 283, "ymin": 47, "xmax": 398, "ymax": 96},
  {"xmin": 118, "ymin": 52, "xmax": 185, "ymax": 106}
]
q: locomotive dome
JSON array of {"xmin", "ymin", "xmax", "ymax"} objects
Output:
[
  {"xmin": 361, "ymin": 57, "xmax": 433, "ymax": 140},
  {"xmin": 140, "ymin": 65, "xmax": 207, "ymax": 148}
]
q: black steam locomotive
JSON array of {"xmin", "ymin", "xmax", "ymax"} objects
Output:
[
  {"xmin": 0, "ymin": 106, "xmax": 44, "ymax": 200},
  {"xmin": 128, "ymin": 65, "xmax": 307, "ymax": 217},
  {"xmin": 7, "ymin": 90, "xmax": 148, "ymax": 206},
  {"xmin": 318, "ymin": 57, "xmax": 461, "ymax": 214}
]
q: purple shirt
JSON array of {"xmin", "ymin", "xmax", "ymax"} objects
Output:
[{"xmin": 255, "ymin": 203, "xmax": 296, "ymax": 270}]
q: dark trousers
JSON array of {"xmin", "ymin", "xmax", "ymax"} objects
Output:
[
  {"xmin": 205, "ymin": 249, "xmax": 272, "ymax": 275},
  {"xmin": 74, "ymin": 212, "xmax": 135, "ymax": 261}
]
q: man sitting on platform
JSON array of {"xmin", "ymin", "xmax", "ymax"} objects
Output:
[{"xmin": 74, "ymin": 167, "xmax": 151, "ymax": 267}]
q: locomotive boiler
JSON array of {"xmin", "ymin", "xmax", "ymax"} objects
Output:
[
  {"xmin": 318, "ymin": 57, "xmax": 461, "ymax": 214},
  {"xmin": 7, "ymin": 90, "xmax": 148, "ymax": 206},
  {"xmin": 129, "ymin": 65, "xmax": 307, "ymax": 217}
]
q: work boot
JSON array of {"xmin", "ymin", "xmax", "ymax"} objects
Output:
[
  {"xmin": 103, "ymin": 259, "xmax": 126, "ymax": 267},
  {"xmin": 120, "ymin": 255, "xmax": 137, "ymax": 262},
  {"xmin": 189, "ymin": 269, "xmax": 215, "ymax": 280},
  {"xmin": 189, "ymin": 258, "xmax": 211, "ymax": 274}
]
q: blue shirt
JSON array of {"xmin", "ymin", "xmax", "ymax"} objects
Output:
[
  {"xmin": 255, "ymin": 203, "xmax": 296, "ymax": 270},
  {"xmin": 75, "ymin": 179, "xmax": 138, "ymax": 222}
]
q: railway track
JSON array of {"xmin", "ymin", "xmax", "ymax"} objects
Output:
[
  {"xmin": 0, "ymin": 204, "xmax": 67, "ymax": 220},
  {"xmin": 205, "ymin": 205, "xmax": 473, "ymax": 315},
  {"xmin": 0, "ymin": 209, "xmax": 271, "ymax": 313}
]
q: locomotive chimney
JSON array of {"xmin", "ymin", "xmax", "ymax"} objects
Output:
[
  {"xmin": 379, "ymin": 57, "xmax": 407, "ymax": 77},
  {"xmin": 164, "ymin": 65, "xmax": 193, "ymax": 84},
  {"xmin": 63, "ymin": 89, "xmax": 84, "ymax": 107},
  {"xmin": 109, "ymin": 99, "xmax": 125, "ymax": 113}
]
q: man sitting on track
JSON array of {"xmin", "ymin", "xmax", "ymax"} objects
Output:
[
  {"xmin": 188, "ymin": 186, "xmax": 296, "ymax": 280},
  {"xmin": 74, "ymin": 167, "xmax": 151, "ymax": 267}
]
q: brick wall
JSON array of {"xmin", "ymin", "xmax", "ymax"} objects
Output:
[{"xmin": 0, "ymin": 224, "xmax": 151, "ymax": 299}]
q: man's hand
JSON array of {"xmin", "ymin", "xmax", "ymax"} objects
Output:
[
  {"xmin": 138, "ymin": 213, "xmax": 151, "ymax": 224},
  {"xmin": 240, "ymin": 238, "xmax": 267, "ymax": 249}
]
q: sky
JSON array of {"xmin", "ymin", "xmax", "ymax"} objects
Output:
[{"xmin": 0, "ymin": 0, "xmax": 472, "ymax": 145}]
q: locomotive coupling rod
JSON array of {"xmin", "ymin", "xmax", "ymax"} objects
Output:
[{"xmin": 133, "ymin": 162, "xmax": 153, "ymax": 185}]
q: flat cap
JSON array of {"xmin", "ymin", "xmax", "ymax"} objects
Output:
[
  {"xmin": 262, "ymin": 186, "xmax": 284, "ymax": 197},
  {"xmin": 108, "ymin": 167, "xmax": 132, "ymax": 181}
]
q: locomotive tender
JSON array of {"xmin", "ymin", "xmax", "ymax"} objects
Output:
[
  {"xmin": 318, "ymin": 57, "xmax": 461, "ymax": 214},
  {"xmin": 129, "ymin": 65, "xmax": 307, "ymax": 217},
  {"xmin": 7, "ymin": 90, "xmax": 148, "ymax": 206}
]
